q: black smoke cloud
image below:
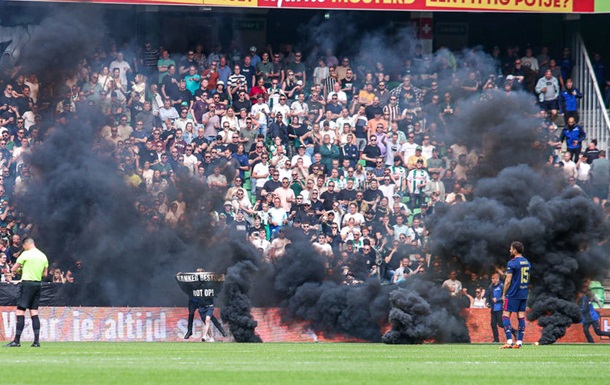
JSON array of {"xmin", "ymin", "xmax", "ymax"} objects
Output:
[
  {"xmin": 449, "ymin": 90, "xmax": 545, "ymax": 177},
  {"xmin": 15, "ymin": 6, "xmax": 239, "ymax": 310},
  {"xmin": 274, "ymin": 234, "xmax": 389, "ymax": 342},
  {"xmin": 276, "ymin": 15, "xmax": 610, "ymax": 343},
  {"xmin": 269, "ymin": 232, "xmax": 469, "ymax": 343},
  {"xmin": 16, "ymin": 6, "xmax": 610, "ymax": 345},
  {"xmin": 298, "ymin": 12, "xmax": 417, "ymax": 73},
  {"xmin": 428, "ymin": 166, "xmax": 610, "ymax": 344},
  {"xmin": 17, "ymin": 6, "xmax": 106, "ymax": 74},
  {"xmin": 220, "ymin": 260, "xmax": 262, "ymax": 342},
  {"xmin": 382, "ymin": 279, "xmax": 469, "ymax": 344},
  {"xmin": 21, "ymin": 111, "xmax": 198, "ymax": 306},
  {"xmin": 10, "ymin": 5, "xmax": 267, "ymax": 344},
  {"xmin": 215, "ymin": 236, "xmax": 263, "ymax": 342}
]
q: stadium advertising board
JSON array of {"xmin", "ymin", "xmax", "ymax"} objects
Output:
[
  {"xmin": 0, "ymin": 307, "xmax": 607, "ymax": 343},
  {"xmin": 8, "ymin": 0, "xmax": 599, "ymax": 12},
  {"xmin": 257, "ymin": 0, "xmax": 591, "ymax": 13}
]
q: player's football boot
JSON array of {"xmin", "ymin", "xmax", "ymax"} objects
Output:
[{"xmin": 500, "ymin": 343, "xmax": 513, "ymax": 349}]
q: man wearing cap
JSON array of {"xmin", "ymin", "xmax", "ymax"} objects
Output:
[
  {"xmin": 291, "ymin": 145, "xmax": 312, "ymax": 168},
  {"xmin": 407, "ymin": 159, "xmax": 430, "ymax": 210},
  {"xmin": 4, "ymin": 238, "xmax": 48, "ymax": 347},
  {"xmin": 390, "ymin": 157, "xmax": 407, "ymax": 191},
  {"xmin": 424, "ymin": 170, "xmax": 446, "ymax": 203},
  {"xmin": 407, "ymin": 146, "xmax": 427, "ymax": 170},
  {"xmin": 426, "ymin": 147, "xmax": 445, "ymax": 175},
  {"xmin": 249, "ymin": 46, "xmax": 262, "ymax": 69}
]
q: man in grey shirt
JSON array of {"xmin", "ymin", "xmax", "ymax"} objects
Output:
[{"xmin": 535, "ymin": 69, "xmax": 560, "ymax": 123}]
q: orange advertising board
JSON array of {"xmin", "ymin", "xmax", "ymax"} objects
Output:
[{"xmin": 0, "ymin": 307, "xmax": 607, "ymax": 343}]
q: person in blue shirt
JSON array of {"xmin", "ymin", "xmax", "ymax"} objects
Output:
[
  {"xmin": 487, "ymin": 273, "xmax": 504, "ymax": 343},
  {"xmin": 558, "ymin": 78, "xmax": 583, "ymax": 124},
  {"xmin": 559, "ymin": 117, "xmax": 586, "ymax": 162},
  {"xmin": 501, "ymin": 241, "xmax": 531, "ymax": 349},
  {"xmin": 578, "ymin": 286, "xmax": 610, "ymax": 343}
]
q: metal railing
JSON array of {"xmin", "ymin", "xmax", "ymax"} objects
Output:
[{"xmin": 571, "ymin": 34, "xmax": 610, "ymax": 154}]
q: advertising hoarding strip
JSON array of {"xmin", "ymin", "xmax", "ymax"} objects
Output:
[
  {"xmin": 6, "ymin": 0, "xmax": 601, "ymax": 12},
  {"xmin": 0, "ymin": 306, "xmax": 606, "ymax": 342}
]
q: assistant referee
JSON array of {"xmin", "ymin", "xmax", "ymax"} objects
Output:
[{"xmin": 4, "ymin": 238, "xmax": 48, "ymax": 348}]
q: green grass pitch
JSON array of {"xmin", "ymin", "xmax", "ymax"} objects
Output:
[{"xmin": 0, "ymin": 342, "xmax": 608, "ymax": 384}]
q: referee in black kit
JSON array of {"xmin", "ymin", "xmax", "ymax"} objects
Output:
[{"xmin": 4, "ymin": 238, "xmax": 49, "ymax": 347}]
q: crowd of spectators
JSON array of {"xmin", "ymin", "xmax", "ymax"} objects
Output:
[{"xmin": 0, "ymin": 38, "xmax": 606, "ymax": 306}]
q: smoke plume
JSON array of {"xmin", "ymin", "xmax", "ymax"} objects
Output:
[
  {"xmin": 428, "ymin": 159, "xmax": 610, "ymax": 344},
  {"xmin": 271, "ymin": 231, "xmax": 469, "ymax": 343},
  {"xmin": 15, "ymin": 6, "xmax": 238, "ymax": 309},
  {"xmin": 382, "ymin": 279, "xmax": 469, "ymax": 344},
  {"xmin": 14, "ymin": 6, "xmax": 610, "ymax": 346},
  {"xmin": 17, "ymin": 6, "xmax": 105, "ymax": 74},
  {"xmin": 211, "ymin": 237, "xmax": 262, "ymax": 342},
  {"xmin": 220, "ymin": 260, "xmax": 262, "ymax": 342}
]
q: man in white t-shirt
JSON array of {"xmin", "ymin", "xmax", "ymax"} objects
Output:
[
  {"xmin": 250, "ymin": 95, "xmax": 270, "ymax": 136},
  {"xmin": 109, "ymin": 52, "xmax": 132, "ymax": 89},
  {"xmin": 341, "ymin": 202, "xmax": 365, "ymax": 227},
  {"xmin": 252, "ymin": 153, "xmax": 270, "ymax": 198},
  {"xmin": 290, "ymin": 93, "xmax": 309, "ymax": 124}
]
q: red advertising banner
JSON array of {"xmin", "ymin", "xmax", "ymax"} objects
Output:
[{"xmin": 0, "ymin": 307, "xmax": 607, "ymax": 343}]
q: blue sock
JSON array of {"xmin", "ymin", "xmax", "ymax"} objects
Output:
[
  {"xmin": 502, "ymin": 316, "xmax": 512, "ymax": 340},
  {"xmin": 518, "ymin": 318, "xmax": 525, "ymax": 342}
]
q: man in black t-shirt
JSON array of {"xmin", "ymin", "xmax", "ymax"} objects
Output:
[{"xmin": 361, "ymin": 135, "xmax": 382, "ymax": 169}]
